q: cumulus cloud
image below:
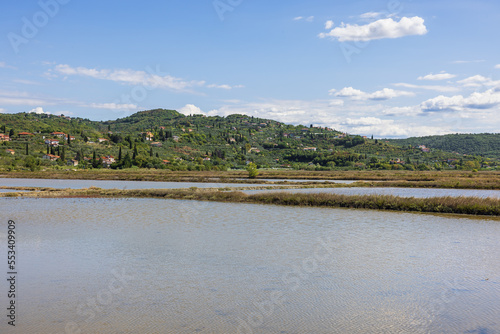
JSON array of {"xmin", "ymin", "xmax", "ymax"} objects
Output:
[
  {"xmin": 418, "ymin": 72, "xmax": 456, "ymax": 81},
  {"xmin": 179, "ymin": 104, "xmax": 206, "ymax": 116},
  {"xmin": 457, "ymin": 75, "xmax": 500, "ymax": 88},
  {"xmin": 420, "ymin": 88, "xmax": 500, "ymax": 112},
  {"xmin": 495, "ymin": 64, "xmax": 500, "ymax": 69},
  {"xmin": 28, "ymin": 107, "xmax": 48, "ymax": 114},
  {"xmin": 333, "ymin": 87, "xmax": 414, "ymax": 100},
  {"xmin": 342, "ymin": 118, "xmax": 448, "ymax": 137},
  {"xmin": 319, "ymin": 16, "xmax": 427, "ymax": 42},
  {"xmin": 325, "ymin": 20, "xmax": 334, "ymax": 30},
  {"xmin": 0, "ymin": 108, "xmax": 5, "ymax": 113}
]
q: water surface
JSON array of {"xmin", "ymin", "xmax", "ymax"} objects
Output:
[{"xmin": 1, "ymin": 198, "xmax": 499, "ymax": 333}]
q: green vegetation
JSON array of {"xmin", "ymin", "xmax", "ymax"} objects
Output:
[
  {"xmin": 0, "ymin": 109, "xmax": 498, "ymax": 174},
  {"xmin": 388, "ymin": 133, "xmax": 500, "ymax": 158},
  {"xmin": 3, "ymin": 186, "xmax": 499, "ymax": 216}
]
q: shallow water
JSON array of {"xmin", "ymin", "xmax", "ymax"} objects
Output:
[
  {"xmin": 244, "ymin": 186, "xmax": 500, "ymax": 198},
  {"xmin": 0, "ymin": 177, "xmax": 271, "ymax": 190},
  {"xmin": 1, "ymin": 198, "xmax": 499, "ymax": 333}
]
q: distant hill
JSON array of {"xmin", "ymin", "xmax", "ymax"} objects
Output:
[
  {"xmin": 103, "ymin": 109, "xmax": 184, "ymax": 132},
  {"xmin": 388, "ymin": 133, "xmax": 500, "ymax": 157},
  {"xmin": 0, "ymin": 110, "xmax": 498, "ymax": 171}
]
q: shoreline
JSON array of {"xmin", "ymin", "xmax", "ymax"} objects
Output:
[
  {"xmin": 1, "ymin": 169, "xmax": 500, "ymax": 189},
  {"xmin": 2, "ymin": 187, "xmax": 499, "ymax": 217}
]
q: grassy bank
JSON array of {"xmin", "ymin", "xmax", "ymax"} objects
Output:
[
  {"xmin": 3, "ymin": 187, "xmax": 499, "ymax": 216},
  {"xmin": 1, "ymin": 169, "xmax": 499, "ymax": 189}
]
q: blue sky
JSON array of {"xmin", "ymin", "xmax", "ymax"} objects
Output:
[{"xmin": 1, "ymin": 0, "xmax": 499, "ymax": 138}]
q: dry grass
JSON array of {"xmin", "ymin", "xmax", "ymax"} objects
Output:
[
  {"xmin": 3, "ymin": 186, "xmax": 499, "ymax": 216},
  {"xmin": 1, "ymin": 169, "xmax": 499, "ymax": 189}
]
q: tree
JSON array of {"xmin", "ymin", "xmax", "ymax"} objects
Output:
[
  {"xmin": 133, "ymin": 144, "xmax": 138, "ymax": 159},
  {"xmin": 246, "ymin": 162, "xmax": 259, "ymax": 178},
  {"xmin": 118, "ymin": 147, "xmax": 122, "ymax": 161},
  {"xmin": 149, "ymin": 147, "xmax": 153, "ymax": 157},
  {"xmin": 24, "ymin": 156, "xmax": 40, "ymax": 172},
  {"xmin": 25, "ymin": 143, "xmax": 29, "ymax": 156},
  {"xmin": 60, "ymin": 146, "xmax": 66, "ymax": 161},
  {"xmin": 67, "ymin": 134, "xmax": 71, "ymax": 146},
  {"xmin": 9, "ymin": 129, "xmax": 14, "ymax": 137}
]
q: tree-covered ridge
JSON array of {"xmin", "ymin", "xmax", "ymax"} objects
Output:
[
  {"xmin": 0, "ymin": 109, "xmax": 498, "ymax": 172},
  {"xmin": 388, "ymin": 133, "xmax": 500, "ymax": 158}
]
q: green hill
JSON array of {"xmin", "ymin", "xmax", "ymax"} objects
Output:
[
  {"xmin": 0, "ymin": 110, "xmax": 498, "ymax": 171},
  {"xmin": 388, "ymin": 133, "xmax": 500, "ymax": 158}
]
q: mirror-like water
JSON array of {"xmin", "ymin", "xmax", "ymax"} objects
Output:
[{"xmin": 1, "ymin": 198, "xmax": 499, "ymax": 333}]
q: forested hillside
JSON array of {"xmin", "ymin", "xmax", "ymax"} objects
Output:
[
  {"xmin": 388, "ymin": 134, "xmax": 500, "ymax": 158},
  {"xmin": 0, "ymin": 110, "xmax": 498, "ymax": 172}
]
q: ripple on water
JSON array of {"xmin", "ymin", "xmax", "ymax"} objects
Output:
[{"xmin": 0, "ymin": 197, "xmax": 499, "ymax": 333}]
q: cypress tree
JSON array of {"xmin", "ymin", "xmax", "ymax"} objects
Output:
[
  {"xmin": 26, "ymin": 143, "xmax": 29, "ymax": 156},
  {"xmin": 133, "ymin": 144, "xmax": 138, "ymax": 159},
  {"xmin": 149, "ymin": 147, "xmax": 153, "ymax": 157},
  {"xmin": 118, "ymin": 147, "xmax": 122, "ymax": 161}
]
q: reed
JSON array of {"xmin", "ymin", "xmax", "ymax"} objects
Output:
[{"xmin": 4, "ymin": 187, "xmax": 499, "ymax": 216}]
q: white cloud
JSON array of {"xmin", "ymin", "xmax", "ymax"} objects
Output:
[
  {"xmin": 12, "ymin": 79, "xmax": 40, "ymax": 85},
  {"xmin": 457, "ymin": 75, "xmax": 500, "ymax": 88},
  {"xmin": 334, "ymin": 87, "xmax": 365, "ymax": 98},
  {"xmin": 179, "ymin": 104, "xmax": 206, "ymax": 116},
  {"xmin": 86, "ymin": 103, "xmax": 138, "ymax": 110},
  {"xmin": 294, "ymin": 16, "xmax": 314, "ymax": 22},
  {"xmin": 207, "ymin": 83, "xmax": 244, "ymax": 90},
  {"xmin": 393, "ymin": 82, "xmax": 460, "ymax": 93},
  {"xmin": 0, "ymin": 108, "xmax": 5, "ymax": 113},
  {"xmin": 382, "ymin": 106, "xmax": 422, "ymax": 116},
  {"xmin": 418, "ymin": 72, "xmax": 456, "ymax": 81},
  {"xmin": 0, "ymin": 90, "xmax": 54, "ymax": 106},
  {"xmin": 345, "ymin": 117, "xmax": 383, "ymax": 126},
  {"xmin": 329, "ymin": 99, "xmax": 344, "ymax": 106},
  {"xmin": 452, "ymin": 60, "xmax": 485, "ymax": 64},
  {"xmin": 495, "ymin": 64, "xmax": 500, "ymax": 69},
  {"xmin": 325, "ymin": 20, "xmax": 334, "ymax": 30},
  {"xmin": 342, "ymin": 118, "xmax": 448, "ymax": 137},
  {"xmin": 28, "ymin": 107, "xmax": 48, "ymax": 114},
  {"xmin": 420, "ymin": 88, "xmax": 500, "ymax": 112},
  {"xmin": 52, "ymin": 64, "xmax": 206, "ymax": 92},
  {"xmin": 0, "ymin": 62, "xmax": 16, "ymax": 69},
  {"xmin": 334, "ymin": 87, "xmax": 414, "ymax": 100},
  {"xmin": 319, "ymin": 16, "xmax": 427, "ymax": 42},
  {"xmin": 359, "ymin": 12, "xmax": 388, "ymax": 20}
]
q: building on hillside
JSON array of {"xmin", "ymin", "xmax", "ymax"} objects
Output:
[
  {"xmin": 51, "ymin": 132, "xmax": 66, "ymax": 138},
  {"xmin": 43, "ymin": 154, "xmax": 60, "ymax": 161},
  {"xmin": 45, "ymin": 139, "xmax": 60, "ymax": 147},
  {"xmin": 151, "ymin": 142, "xmax": 162, "ymax": 147},
  {"xmin": 98, "ymin": 138, "xmax": 109, "ymax": 143},
  {"xmin": 0, "ymin": 134, "xmax": 10, "ymax": 141},
  {"xmin": 5, "ymin": 149, "xmax": 15, "ymax": 155},
  {"xmin": 303, "ymin": 147, "xmax": 317, "ymax": 152},
  {"xmin": 67, "ymin": 159, "xmax": 79, "ymax": 166},
  {"xmin": 18, "ymin": 132, "xmax": 35, "ymax": 137}
]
